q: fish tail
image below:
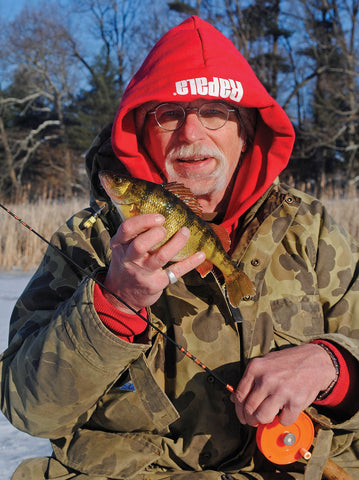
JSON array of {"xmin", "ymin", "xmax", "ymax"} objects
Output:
[{"xmin": 223, "ymin": 270, "xmax": 255, "ymax": 307}]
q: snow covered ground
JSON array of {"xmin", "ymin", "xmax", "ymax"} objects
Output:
[{"xmin": 0, "ymin": 271, "xmax": 52, "ymax": 479}]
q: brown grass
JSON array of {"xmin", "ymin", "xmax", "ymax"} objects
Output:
[
  {"xmin": 0, "ymin": 196, "xmax": 87, "ymax": 271},
  {"xmin": 324, "ymin": 196, "xmax": 359, "ymax": 240},
  {"xmin": 0, "ymin": 191, "xmax": 358, "ymax": 272}
]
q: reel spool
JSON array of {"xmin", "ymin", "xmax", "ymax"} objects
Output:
[
  {"xmin": 256, "ymin": 412, "xmax": 355, "ymax": 479},
  {"xmin": 256, "ymin": 411, "xmax": 314, "ymax": 465}
]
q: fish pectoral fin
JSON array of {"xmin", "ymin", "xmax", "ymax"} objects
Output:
[
  {"xmin": 124, "ymin": 203, "xmax": 140, "ymax": 216},
  {"xmin": 209, "ymin": 223, "xmax": 231, "ymax": 252},
  {"xmin": 129, "ymin": 203, "xmax": 140, "ymax": 216},
  {"xmin": 195, "ymin": 259, "xmax": 213, "ymax": 278},
  {"xmin": 163, "ymin": 182, "xmax": 203, "ymax": 216},
  {"xmin": 116, "ymin": 203, "xmax": 140, "ymax": 219}
]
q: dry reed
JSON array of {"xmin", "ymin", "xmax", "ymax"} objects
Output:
[
  {"xmin": 324, "ymin": 197, "xmax": 359, "ymax": 240},
  {"xmin": 0, "ymin": 196, "xmax": 88, "ymax": 271},
  {"xmin": 0, "ymin": 191, "xmax": 359, "ymax": 272}
]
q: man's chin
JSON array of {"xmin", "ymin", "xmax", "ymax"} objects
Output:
[{"xmin": 166, "ymin": 160, "xmax": 228, "ymax": 196}]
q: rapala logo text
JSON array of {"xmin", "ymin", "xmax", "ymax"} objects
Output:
[{"xmin": 174, "ymin": 77, "xmax": 243, "ymax": 102}]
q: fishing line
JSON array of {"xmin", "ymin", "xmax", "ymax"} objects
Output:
[
  {"xmin": 0, "ymin": 202, "xmax": 234, "ymax": 393},
  {"xmin": 5, "ymin": 204, "xmax": 354, "ymax": 478}
]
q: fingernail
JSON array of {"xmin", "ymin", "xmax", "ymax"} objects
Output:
[
  {"xmin": 154, "ymin": 214, "xmax": 165, "ymax": 224},
  {"xmin": 180, "ymin": 226, "xmax": 190, "ymax": 237},
  {"xmin": 196, "ymin": 251, "xmax": 206, "ymax": 261}
]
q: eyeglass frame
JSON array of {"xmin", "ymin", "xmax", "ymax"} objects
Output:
[{"xmin": 147, "ymin": 101, "xmax": 237, "ymax": 131}]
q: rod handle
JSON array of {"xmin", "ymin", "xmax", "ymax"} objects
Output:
[{"xmin": 323, "ymin": 458, "xmax": 355, "ymax": 480}]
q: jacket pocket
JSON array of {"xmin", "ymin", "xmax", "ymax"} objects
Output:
[
  {"xmin": 89, "ymin": 353, "xmax": 179, "ymax": 434},
  {"xmin": 270, "ymin": 295, "xmax": 324, "ymax": 343},
  {"xmin": 52, "ymin": 429, "xmax": 162, "ymax": 479}
]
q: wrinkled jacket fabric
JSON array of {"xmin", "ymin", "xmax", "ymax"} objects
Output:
[
  {"xmin": 2, "ymin": 127, "xmax": 359, "ymax": 480},
  {"xmin": 1, "ymin": 15, "xmax": 359, "ymax": 480}
]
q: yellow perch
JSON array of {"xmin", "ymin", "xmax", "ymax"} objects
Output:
[{"xmin": 99, "ymin": 171, "xmax": 255, "ymax": 306}]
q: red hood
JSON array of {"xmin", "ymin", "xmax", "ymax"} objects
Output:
[{"xmin": 111, "ymin": 16, "xmax": 295, "ymax": 233}]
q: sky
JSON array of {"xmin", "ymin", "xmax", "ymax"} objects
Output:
[
  {"xmin": 0, "ymin": 0, "xmax": 72, "ymax": 23},
  {"xmin": 0, "ymin": 0, "xmax": 42, "ymax": 20}
]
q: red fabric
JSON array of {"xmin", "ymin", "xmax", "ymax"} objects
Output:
[
  {"xmin": 107, "ymin": 19, "xmax": 359, "ymax": 417},
  {"xmin": 93, "ymin": 282, "xmax": 148, "ymax": 342},
  {"xmin": 111, "ymin": 16, "xmax": 295, "ymax": 236},
  {"xmin": 312, "ymin": 340, "xmax": 359, "ymax": 412}
]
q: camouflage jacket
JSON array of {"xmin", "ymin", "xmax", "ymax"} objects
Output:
[{"xmin": 1, "ymin": 135, "xmax": 359, "ymax": 480}]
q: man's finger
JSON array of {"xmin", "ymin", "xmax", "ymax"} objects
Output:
[
  {"xmin": 125, "ymin": 226, "xmax": 167, "ymax": 261},
  {"xmin": 146, "ymin": 227, "xmax": 191, "ymax": 269},
  {"xmin": 113, "ymin": 214, "xmax": 165, "ymax": 245},
  {"xmin": 278, "ymin": 406, "xmax": 302, "ymax": 427},
  {"xmin": 162, "ymin": 251, "xmax": 206, "ymax": 284}
]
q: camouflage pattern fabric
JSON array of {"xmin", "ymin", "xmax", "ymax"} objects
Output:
[{"xmin": 1, "ymin": 127, "xmax": 359, "ymax": 480}]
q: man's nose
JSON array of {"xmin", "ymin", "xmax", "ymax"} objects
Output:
[{"xmin": 176, "ymin": 111, "xmax": 206, "ymax": 142}]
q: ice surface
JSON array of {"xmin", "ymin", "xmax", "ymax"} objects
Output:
[{"xmin": 0, "ymin": 272, "xmax": 52, "ymax": 479}]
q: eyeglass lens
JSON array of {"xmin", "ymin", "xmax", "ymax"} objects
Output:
[{"xmin": 154, "ymin": 103, "xmax": 231, "ymax": 130}]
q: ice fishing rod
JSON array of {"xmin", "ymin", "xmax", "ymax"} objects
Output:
[
  {"xmin": 0, "ymin": 202, "xmax": 234, "ymax": 393},
  {"xmin": 2, "ymin": 203, "xmax": 355, "ymax": 479}
]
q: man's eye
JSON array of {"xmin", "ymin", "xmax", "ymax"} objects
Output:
[
  {"xmin": 164, "ymin": 110, "xmax": 181, "ymax": 117},
  {"xmin": 160, "ymin": 110, "xmax": 182, "ymax": 121},
  {"xmin": 201, "ymin": 107, "xmax": 226, "ymax": 118}
]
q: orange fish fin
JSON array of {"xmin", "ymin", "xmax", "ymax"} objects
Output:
[
  {"xmin": 209, "ymin": 223, "xmax": 231, "ymax": 252},
  {"xmin": 163, "ymin": 182, "xmax": 203, "ymax": 216},
  {"xmin": 118, "ymin": 203, "xmax": 139, "ymax": 218},
  {"xmin": 129, "ymin": 203, "xmax": 140, "ymax": 216},
  {"xmin": 224, "ymin": 271, "xmax": 256, "ymax": 307},
  {"xmin": 195, "ymin": 259, "xmax": 213, "ymax": 278}
]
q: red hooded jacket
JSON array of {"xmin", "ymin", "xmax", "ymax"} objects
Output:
[
  {"xmin": 99, "ymin": 16, "xmax": 356, "ymax": 409},
  {"xmin": 111, "ymin": 15, "xmax": 295, "ymax": 235}
]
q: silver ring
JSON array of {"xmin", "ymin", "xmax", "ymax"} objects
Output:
[{"xmin": 166, "ymin": 268, "xmax": 178, "ymax": 284}]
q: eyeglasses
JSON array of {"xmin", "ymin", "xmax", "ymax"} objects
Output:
[{"xmin": 148, "ymin": 102, "xmax": 236, "ymax": 131}]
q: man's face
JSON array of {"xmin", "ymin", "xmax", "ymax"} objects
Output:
[{"xmin": 142, "ymin": 100, "xmax": 246, "ymax": 212}]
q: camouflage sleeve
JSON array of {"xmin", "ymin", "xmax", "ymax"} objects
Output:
[
  {"xmin": 312, "ymin": 201, "xmax": 359, "ymax": 345},
  {"xmin": 304, "ymin": 199, "xmax": 359, "ymax": 430},
  {"xmin": 0, "ymin": 210, "xmax": 149, "ymax": 438}
]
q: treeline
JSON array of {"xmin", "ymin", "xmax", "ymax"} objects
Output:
[{"xmin": 1, "ymin": 0, "xmax": 359, "ymax": 201}]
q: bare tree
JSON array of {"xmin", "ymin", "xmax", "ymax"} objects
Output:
[
  {"xmin": 0, "ymin": 1, "xmax": 80, "ymax": 197},
  {"xmin": 66, "ymin": 0, "xmax": 148, "ymax": 96},
  {"xmin": 291, "ymin": 0, "xmax": 359, "ymax": 188},
  {"xmin": 2, "ymin": 0, "xmax": 359, "ymax": 198}
]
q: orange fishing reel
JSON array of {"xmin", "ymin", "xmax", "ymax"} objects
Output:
[
  {"xmin": 256, "ymin": 411, "xmax": 314, "ymax": 465},
  {"xmin": 256, "ymin": 412, "xmax": 354, "ymax": 480}
]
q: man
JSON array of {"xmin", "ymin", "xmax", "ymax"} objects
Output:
[{"xmin": 1, "ymin": 16, "xmax": 359, "ymax": 480}]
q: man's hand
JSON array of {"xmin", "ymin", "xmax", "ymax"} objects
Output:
[
  {"xmin": 230, "ymin": 343, "xmax": 338, "ymax": 426},
  {"xmin": 102, "ymin": 213, "xmax": 205, "ymax": 314}
]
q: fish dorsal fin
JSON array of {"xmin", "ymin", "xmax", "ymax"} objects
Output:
[
  {"xmin": 163, "ymin": 182, "xmax": 203, "ymax": 217},
  {"xmin": 209, "ymin": 223, "xmax": 231, "ymax": 252}
]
